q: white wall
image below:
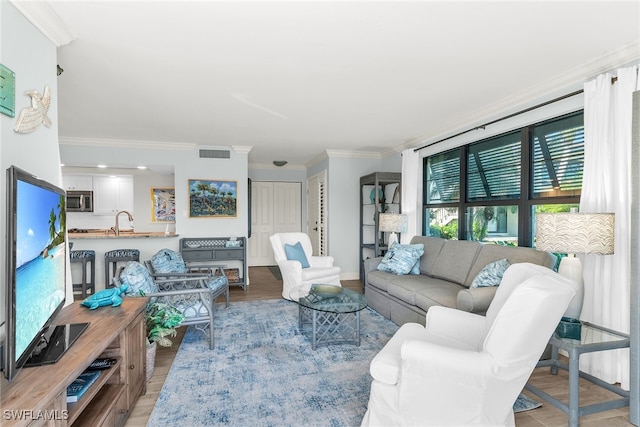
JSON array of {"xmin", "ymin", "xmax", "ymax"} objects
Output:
[
  {"xmin": 174, "ymin": 147, "xmax": 249, "ymax": 238},
  {"xmin": 381, "ymin": 151, "xmax": 402, "ymax": 171},
  {"xmin": 0, "ymin": 1, "xmax": 66, "ymax": 338},
  {"xmin": 60, "ymin": 143, "xmax": 249, "ymax": 239},
  {"xmin": 133, "ymin": 173, "xmax": 175, "ymax": 233},
  {"xmin": 325, "ymin": 156, "xmax": 387, "ymax": 279}
]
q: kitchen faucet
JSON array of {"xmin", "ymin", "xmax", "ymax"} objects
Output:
[{"xmin": 114, "ymin": 210, "xmax": 134, "ymax": 236}]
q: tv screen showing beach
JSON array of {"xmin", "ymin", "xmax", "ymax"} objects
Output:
[{"xmin": 14, "ymin": 179, "xmax": 66, "ymax": 363}]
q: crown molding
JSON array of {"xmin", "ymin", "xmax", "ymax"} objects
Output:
[
  {"xmin": 380, "ymin": 144, "xmax": 407, "ymax": 159},
  {"xmin": 305, "ymin": 151, "xmax": 329, "ymax": 169},
  {"xmin": 59, "ymin": 136, "xmax": 195, "ymax": 151},
  {"xmin": 325, "ymin": 149, "xmax": 381, "ymax": 159},
  {"xmin": 415, "ymin": 41, "xmax": 640, "ymax": 148},
  {"xmin": 304, "ymin": 149, "xmax": 386, "ymax": 169},
  {"xmin": 232, "ymin": 145, "xmax": 253, "ymax": 155},
  {"xmin": 10, "ymin": 0, "xmax": 76, "ymax": 47}
]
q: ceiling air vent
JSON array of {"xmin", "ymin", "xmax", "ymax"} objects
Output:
[{"xmin": 199, "ymin": 149, "xmax": 230, "ymax": 159}]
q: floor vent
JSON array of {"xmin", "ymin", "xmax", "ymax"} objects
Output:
[{"xmin": 199, "ymin": 149, "xmax": 230, "ymax": 159}]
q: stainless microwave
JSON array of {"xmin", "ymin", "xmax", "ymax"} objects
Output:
[{"xmin": 67, "ymin": 190, "xmax": 93, "ymax": 212}]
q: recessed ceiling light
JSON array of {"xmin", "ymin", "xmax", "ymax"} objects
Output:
[
  {"xmin": 97, "ymin": 164, "xmax": 107, "ymax": 168},
  {"xmin": 137, "ymin": 166, "xmax": 147, "ymax": 170}
]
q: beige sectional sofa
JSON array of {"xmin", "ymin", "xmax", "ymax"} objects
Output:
[{"xmin": 364, "ymin": 236, "xmax": 556, "ymax": 326}]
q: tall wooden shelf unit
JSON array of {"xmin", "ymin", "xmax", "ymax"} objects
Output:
[
  {"xmin": 359, "ymin": 172, "xmax": 401, "ymax": 282},
  {"xmin": 1, "ymin": 297, "xmax": 148, "ymax": 427}
]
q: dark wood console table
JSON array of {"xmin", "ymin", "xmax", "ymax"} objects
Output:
[{"xmin": 1, "ymin": 297, "xmax": 148, "ymax": 426}]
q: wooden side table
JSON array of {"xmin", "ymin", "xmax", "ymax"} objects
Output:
[{"xmin": 525, "ymin": 322, "xmax": 630, "ymax": 426}]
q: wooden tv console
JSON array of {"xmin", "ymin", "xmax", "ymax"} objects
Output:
[{"xmin": 1, "ymin": 297, "xmax": 148, "ymax": 426}]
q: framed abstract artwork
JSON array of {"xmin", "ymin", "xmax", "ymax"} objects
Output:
[
  {"xmin": 151, "ymin": 188, "xmax": 175, "ymax": 222},
  {"xmin": 188, "ymin": 179, "xmax": 237, "ymax": 218}
]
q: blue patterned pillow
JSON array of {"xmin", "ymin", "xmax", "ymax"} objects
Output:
[
  {"xmin": 151, "ymin": 248, "xmax": 187, "ymax": 274},
  {"xmin": 121, "ymin": 261, "xmax": 159, "ymax": 296},
  {"xmin": 409, "ymin": 256, "xmax": 421, "ymax": 275},
  {"xmin": 470, "ymin": 258, "xmax": 511, "ymax": 288},
  {"xmin": 284, "ymin": 242, "xmax": 310, "ymax": 268},
  {"xmin": 377, "ymin": 243, "xmax": 424, "ymax": 275},
  {"xmin": 206, "ymin": 274, "xmax": 228, "ymax": 292}
]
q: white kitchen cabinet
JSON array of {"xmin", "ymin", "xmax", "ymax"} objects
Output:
[
  {"xmin": 93, "ymin": 176, "xmax": 134, "ymax": 215},
  {"xmin": 62, "ymin": 175, "xmax": 93, "ymax": 190}
]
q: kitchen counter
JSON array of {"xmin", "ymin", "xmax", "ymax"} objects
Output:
[
  {"xmin": 69, "ymin": 230, "xmax": 179, "ymax": 239},
  {"xmin": 68, "ymin": 230, "xmax": 181, "ymax": 290}
]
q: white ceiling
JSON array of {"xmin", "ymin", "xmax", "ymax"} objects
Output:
[{"xmin": 43, "ymin": 1, "xmax": 640, "ymax": 168}]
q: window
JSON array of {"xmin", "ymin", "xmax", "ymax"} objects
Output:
[
  {"xmin": 423, "ymin": 111, "xmax": 583, "ymax": 247},
  {"xmin": 531, "ymin": 113, "xmax": 584, "ymax": 198},
  {"xmin": 425, "ymin": 149, "xmax": 460, "ymax": 204},
  {"xmin": 466, "ymin": 205, "xmax": 518, "ymax": 242},
  {"xmin": 468, "ymin": 132, "xmax": 521, "ymax": 201}
]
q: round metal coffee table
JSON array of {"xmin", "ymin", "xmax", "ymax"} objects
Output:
[{"xmin": 290, "ymin": 284, "xmax": 368, "ymax": 350}]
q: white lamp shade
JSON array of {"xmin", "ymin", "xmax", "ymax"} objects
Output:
[
  {"xmin": 535, "ymin": 213, "xmax": 615, "ymax": 255},
  {"xmin": 535, "ymin": 212, "xmax": 614, "ymax": 321},
  {"xmin": 379, "ymin": 213, "xmax": 407, "ymax": 233},
  {"xmin": 380, "ymin": 213, "xmax": 406, "ymax": 248}
]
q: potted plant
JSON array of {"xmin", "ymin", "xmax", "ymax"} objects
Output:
[{"xmin": 145, "ymin": 302, "xmax": 184, "ymax": 381}]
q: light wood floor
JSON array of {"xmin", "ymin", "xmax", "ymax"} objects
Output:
[{"xmin": 124, "ymin": 267, "xmax": 632, "ymax": 427}]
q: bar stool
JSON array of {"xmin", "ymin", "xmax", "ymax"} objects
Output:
[
  {"xmin": 70, "ymin": 250, "xmax": 96, "ymax": 298},
  {"xmin": 104, "ymin": 249, "xmax": 140, "ymax": 287}
]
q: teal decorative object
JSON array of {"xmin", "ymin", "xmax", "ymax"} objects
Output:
[
  {"xmin": 555, "ymin": 317, "xmax": 582, "ymax": 340},
  {"xmin": 81, "ymin": 283, "xmax": 129, "ymax": 310},
  {"xmin": 0, "ymin": 64, "xmax": 15, "ymax": 118},
  {"xmin": 369, "ymin": 187, "xmax": 384, "ymax": 204},
  {"xmin": 284, "ymin": 241, "xmax": 310, "ymax": 268}
]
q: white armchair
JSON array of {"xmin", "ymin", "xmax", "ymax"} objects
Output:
[
  {"xmin": 361, "ymin": 263, "xmax": 577, "ymax": 427},
  {"xmin": 269, "ymin": 232, "xmax": 341, "ymax": 299}
]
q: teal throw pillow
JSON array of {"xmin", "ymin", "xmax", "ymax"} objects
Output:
[
  {"xmin": 121, "ymin": 261, "xmax": 160, "ymax": 297},
  {"xmin": 285, "ymin": 242, "xmax": 310, "ymax": 268},
  {"xmin": 151, "ymin": 248, "xmax": 187, "ymax": 274},
  {"xmin": 470, "ymin": 258, "xmax": 511, "ymax": 288},
  {"xmin": 377, "ymin": 243, "xmax": 424, "ymax": 275}
]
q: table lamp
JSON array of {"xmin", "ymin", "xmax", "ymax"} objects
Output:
[
  {"xmin": 535, "ymin": 212, "xmax": 615, "ymax": 334},
  {"xmin": 379, "ymin": 213, "xmax": 407, "ymax": 248}
]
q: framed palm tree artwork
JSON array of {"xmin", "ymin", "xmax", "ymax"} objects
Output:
[{"xmin": 188, "ymin": 179, "xmax": 237, "ymax": 218}]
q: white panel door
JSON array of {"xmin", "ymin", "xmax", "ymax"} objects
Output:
[
  {"xmin": 274, "ymin": 182, "xmax": 301, "ymax": 233},
  {"xmin": 248, "ymin": 181, "xmax": 274, "ymax": 266},
  {"xmin": 248, "ymin": 181, "xmax": 301, "ymax": 266}
]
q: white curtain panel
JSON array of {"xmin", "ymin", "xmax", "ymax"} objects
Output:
[
  {"xmin": 401, "ymin": 148, "xmax": 420, "ymax": 244},
  {"xmin": 580, "ymin": 65, "xmax": 639, "ymax": 390}
]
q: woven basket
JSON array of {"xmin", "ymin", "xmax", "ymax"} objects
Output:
[{"xmin": 146, "ymin": 341, "xmax": 157, "ymax": 382}]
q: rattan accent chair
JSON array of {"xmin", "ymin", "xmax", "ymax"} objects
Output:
[{"xmin": 115, "ymin": 249, "xmax": 229, "ymax": 349}]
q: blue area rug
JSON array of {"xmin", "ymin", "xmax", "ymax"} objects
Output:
[{"xmin": 148, "ymin": 299, "xmax": 539, "ymax": 426}]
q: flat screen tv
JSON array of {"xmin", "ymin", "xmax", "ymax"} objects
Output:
[{"xmin": 3, "ymin": 166, "xmax": 87, "ymax": 382}]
